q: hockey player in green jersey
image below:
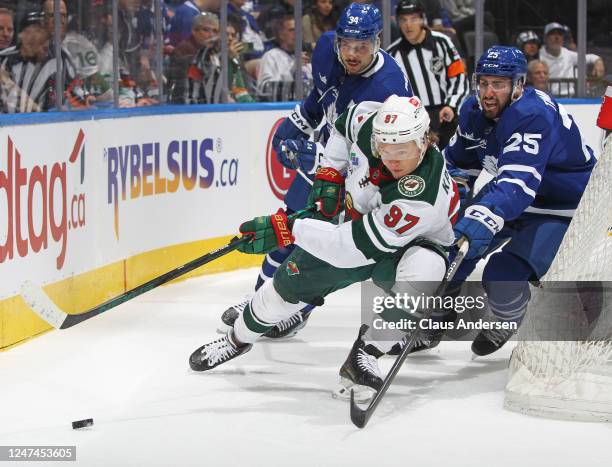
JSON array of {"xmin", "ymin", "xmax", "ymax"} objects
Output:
[{"xmin": 190, "ymin": 95, "xmax": 461, "ymax": 401}]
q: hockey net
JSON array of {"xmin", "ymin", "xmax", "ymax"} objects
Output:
[{"xmin": 504, "ymin": 133, "xmax": 612, "ymax": 422}]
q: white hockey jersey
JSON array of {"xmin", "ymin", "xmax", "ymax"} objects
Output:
[{"xmin": 292, "ymin": 101, "xmax": 459, "ymax": 269}]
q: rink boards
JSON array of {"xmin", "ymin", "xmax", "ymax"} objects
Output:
[{"xmin": 0, "ymin": 100, "xmax": 603, "ymax": 349}]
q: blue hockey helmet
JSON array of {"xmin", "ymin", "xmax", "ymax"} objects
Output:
[
  {"xmin": 475, "ymin": 46, "xmax": 528, "ymax": 82},
  {"xmin": 474, "ymin": 46, "xmax": 528, "ymax": 110},
  {"xmin": 335, "ymin": 3, "xmax": 382, "ymax": 73},
  {"xmin": 335, "ymin": 3, "xmax": 382, "ymax": 41}
]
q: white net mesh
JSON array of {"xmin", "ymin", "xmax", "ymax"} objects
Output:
[{"xmin": 504, "ymin": 133, "xmax": 612, "ymax": 422}]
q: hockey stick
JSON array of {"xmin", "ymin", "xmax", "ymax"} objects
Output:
[
  {"xmin": 350, "ymin": 237, "xmax": 470, "ymax": 428},
  {"xmin": 281, "ymin": 143, "xmax": 314, "ymax": 187},
  {"xmin": 20, "ymin": 205, "xmax": 319, "ymax": 330}
]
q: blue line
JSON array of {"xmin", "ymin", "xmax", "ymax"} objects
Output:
[{"xmin": 0, "ymin": 102, "xmax": 298, "ymax": 127}]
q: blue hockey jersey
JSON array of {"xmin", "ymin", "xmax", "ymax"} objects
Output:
[
  {"xmin": 286, "ymin": 31, "xmax": 413, "ymax": 210},
  {"xmin": 444, "ymin": 88, "xmax": 596, "ymax": 220}
]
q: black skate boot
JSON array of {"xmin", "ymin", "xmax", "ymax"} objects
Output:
[
  {"xmin": 471, "ymin": 326, "xmax": 516, "ymax": 357},
  {"xmin": 332, "ymin": 325, "xmax": 384, "ymax": 403},
  {"xmin": 263, "ymin": 310, "xmax": 312, "ymax": 339},
  {"xmin": 386, "ymin": 309, "xmax": 456, "ymax": 355},
  {"xmin": 386, "ymin": 333, "xmax": 441, "ymax": 356},
  {"xmin": 217, "ymin": 295, "xmax": 252, "ymax": 334},
  {"xmin": 189, "ymin": 332, "xmax": 253, "ymax": 371}
]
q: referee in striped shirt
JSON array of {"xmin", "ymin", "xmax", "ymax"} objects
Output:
[{"xmin": 387, "ymin": 0, "xmax": 469, "ymax": 149}]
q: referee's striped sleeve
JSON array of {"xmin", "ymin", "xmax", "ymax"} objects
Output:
[{"xmin": 436, "ymin": 33, "xmax": 469, "ymax": 109}]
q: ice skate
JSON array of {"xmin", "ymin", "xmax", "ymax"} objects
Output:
[
  {"xmin": 217, "ymin": 295, "xmax": 252, "ymax": 334},
  {"xmin": 263, "ymin": 310, "xmax": 312, "ymax": 339},
  {"xmin": 471, "ymin": 326, "xmax": 516, "ymax": 357},
  {"xmin": 189, "ymin": 332, "xmax": 252, "ymax": 371},
  {"xmin": 333, "ymin": 325, "xmax": 384, "ymax": 403}
]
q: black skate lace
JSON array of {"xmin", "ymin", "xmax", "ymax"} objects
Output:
[
  {"xmin": 357, "ymin": 349, "xmax": 381, "ymax": 378},
  {"xmin": 398, "ymin": 334, "xmax": 429, "ymax": 349},
  {"xmin": 277, "ymin": 312, "xmax": 302, "ymax": 331},
  {"xmin": 203, "ymin": 336, "xmax": 237, "ymax": 366},
  {"xmin": 233, "ymin": 297, "xmax": 251, "ymax": 314},
  {"xmin": 483, "ymin": 327, "xmax": 513, "ymax": 346}
]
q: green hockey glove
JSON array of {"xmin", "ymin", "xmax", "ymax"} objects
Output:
[
  {"xmin": 237, "ymin": 209, "xmax": 295, "ymax": 254},
  {"xmin": 307, "ymin": 167, "xmax": 344, "ymax": 220}
]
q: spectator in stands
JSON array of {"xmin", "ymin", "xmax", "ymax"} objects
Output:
[
  {"xmin": 421, "ymin": 0, "xmax": 461, "ymax": 48},
  {"xmin": 539, "ymin": 22, "xmax": 602, "ymax": 97},
  {"xmin": 42, "ymin": 0, "xmax": 93, "ymax": 109},
  {"xmin": 0, "ymin": 8, "xmax": 14, "ymax": 51},
  {"xmin": 439, "ymin": 0, "xmax": 495, "ymax": 55},
  {"xmin": 256, "ymin": 15, "xmax": 312, "ymax": 101},
  {"xmin": 168, "ymin": 0, "xmax": 216, "ymax": 46},
  {"xmin": 183, "ymin": 14, "xmax": 254, "ymax": 104},
  {"xmin": 0, "ymin": 12, "xmax": 52, "ymax": 112},
  {"xmin": 167, "ymin": 12, "xmax": 219, "ymax": 103},
  {"xmin": 388, "ymin": 0, "xmax": 468, "ymax": 149},
  {"xmin": 302, "ymin": 0, "xmax": 339, "ymax": 48},
  {"xmin": 257, "ymin": 0, "xmax": 294, "ymax": 41},
  {"xmin": 526, "ymin": 59, "xmax": 550, "ymax": 94},
  {"xmin": 228, "ymin": 0, "xmax": 265, "ymax": 63},
  {"xmin": 516, "ymin": 30, "xmax": 539, "ymax": 62},
  {"xmin": 63, "ymin": 12, "xmax": 113, "ymax": 105}
]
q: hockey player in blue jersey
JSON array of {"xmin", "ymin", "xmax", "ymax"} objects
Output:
[
  {"xmin": 444, "ymin": 46, "xmax": 596, "ymax": 356},
  {"xmin": 221, "ymin": 2, "xmax": 413, "ymax": 337}
]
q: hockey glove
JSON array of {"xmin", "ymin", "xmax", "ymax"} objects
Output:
[
  {"xmin": 237, "ymin": 209, "xmax": 295, "ymax": 255},
  {"xmin": 307, "ymin": 167, "xmax": 344, "ymax": 220},
  {"xmin": 447, "ymin": 166, "xmax": 471, "ymax": 202},
  {"xmin": 272, "ymin": 107, "xmax": 313, "ymax": 169},
  {"xmin": 281, "ymin": 139, "xmax": 321, "ymax": 173},
  {"xmin": 453, "ymin": 202, "xmax": 505, "ymax": 260}
]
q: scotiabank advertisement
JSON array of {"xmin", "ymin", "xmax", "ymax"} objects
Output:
[{"xmin": 0, "ymin": 110, "xmax": 288, "ymax": 299}]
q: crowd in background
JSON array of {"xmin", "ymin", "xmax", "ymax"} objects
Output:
[{"xmin": 0, "ymin": 0, "xmax": 608, "ymax": 114}]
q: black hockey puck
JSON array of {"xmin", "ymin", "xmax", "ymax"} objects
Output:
[{"xmin": 72, "ymin": 418, "xmax": 94, "ymax": 429}]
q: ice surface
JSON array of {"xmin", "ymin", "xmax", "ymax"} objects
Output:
[{"xmin": 1, "ymin": 269, "xmax": 610, "ymax": 466}]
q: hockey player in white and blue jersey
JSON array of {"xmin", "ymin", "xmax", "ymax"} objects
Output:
[
  {"xmin": 444, "ymin": 46, "xmax": 596, "ymax": 356},
  {"xmin": 221, "ymin": 3, "xmax": 413, "ymax": 337}
]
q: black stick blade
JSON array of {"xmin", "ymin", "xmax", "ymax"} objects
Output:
[{"xmin": 349, "ymin": 389, "xmax": 369, "ymax": 428}]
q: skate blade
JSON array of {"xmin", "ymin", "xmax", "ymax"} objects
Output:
[
  {"xmin": 332, "ymin": 378, "xmax": 375, "ymax": 404},
  {"xmin": 216, "ymin": 323, "xmax": 233, "ymax": 335}
]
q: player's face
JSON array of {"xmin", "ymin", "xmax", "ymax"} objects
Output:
[
  {"xmin": 338, "ymin": 38, "xmax": 376, "ymax": 74},
  {"xmin": 378, "ymin": 141, "xmax": 422, "ymax": 178},
  {"xmin": 397, "ymin": 13, "xmax": 425, "ymax": 43},
  {"xmin": 477, "ymin": 75, "xmax": 512, "ymax": 119}
]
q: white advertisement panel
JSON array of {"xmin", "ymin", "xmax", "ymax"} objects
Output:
[{"xmin": 0, "ymin": 109, "xmax": 293, "ymax": 298}]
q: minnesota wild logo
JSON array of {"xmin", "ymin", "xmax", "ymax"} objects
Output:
[
  {"xmin": 398, "ymin": 175, "xmax": 426, "ymax": 197},
  {"xmin": 286, "ymin": 261, "xmax": 300, "ymax": 275}
]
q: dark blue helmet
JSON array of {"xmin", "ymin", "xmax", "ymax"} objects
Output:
[
  {"xmin": 336, "ymin": 3, "xmax": 382, "ymax": 41},
  {"xmin": 475, "ymin": 46, "xmax": 528, "ymax": 82}
]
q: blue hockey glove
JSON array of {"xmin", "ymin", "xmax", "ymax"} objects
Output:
[
  {"xmin": 272, "ymin": 106, "xmax": 313, "ymax": 169},
  {"xmin": 281, "ymin": 139, "xmax": 321, "ymax": 173},
  {"xmin": 447, "ymin": 166, "xmax": 471, "ymax": 202},
  {"xmin": 453, "ymin": 202, "xmax": 505, "ymax": 260}
]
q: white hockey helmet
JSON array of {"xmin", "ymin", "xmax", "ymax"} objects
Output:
[{"xmin": 372, "ymin": 95, "xmax": 430, "ymax": 159}]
